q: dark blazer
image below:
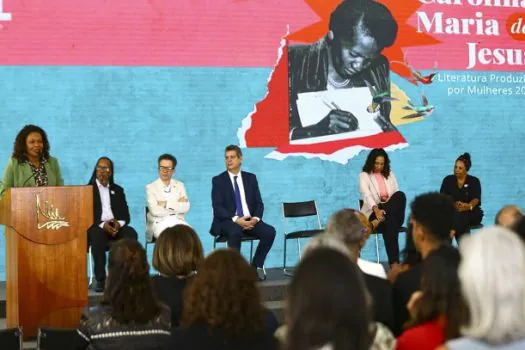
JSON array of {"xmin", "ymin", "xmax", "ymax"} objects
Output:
[
  {"xmin": 392, "ymin": 263, "xmax": 423, "ymax": 336},
  {"xmin": 167, "ymin": 323, "xmax": 277, "ymax": 350},
  {"xmin": 364, "ymin": 273, "xmax": 395, "ymax": 332},
  {"xmin": 92, "ymin": 183, "xmax": 131, "ymax": 226},
  {"xmin": 210, "ymin": 171, "xmax": 264, "ymax": 235},
  {"xmin": 151, "ymin": 275, "xmax": 191, "ymax": 327}
]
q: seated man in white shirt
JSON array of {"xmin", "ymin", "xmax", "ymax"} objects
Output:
[
  {"xmin": 146, "ymin": 154, "xmax": 190, "ymax": 240},
  {"xmin": 87, "ymin": 157, "xmax": 138, "ymax": 292}
]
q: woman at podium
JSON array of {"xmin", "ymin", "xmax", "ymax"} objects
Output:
[{"xmin": 0, "ymin": 124, "xmax": 63, "ymax": 196}]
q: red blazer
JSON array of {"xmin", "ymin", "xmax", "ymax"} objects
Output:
[{"xmin": 396, "ymin": 318, "xmax": 446, "ymax": 350}]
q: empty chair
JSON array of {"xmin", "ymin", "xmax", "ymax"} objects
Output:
[
  {"xmin": 37, "ymin": 327, "xmax": 87, "ymax": 350},
  {"xmin": 282, "ymin": 200, "xmax": 323, "ymax": 276},
  {"xmin": 0, "ymin": 327, "xmax": 22, "ymax": 350}
]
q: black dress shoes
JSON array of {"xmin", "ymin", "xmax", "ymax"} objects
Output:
[{"xmin": 93, "ymin": 279, "xmax": 105, "ymax": 293}]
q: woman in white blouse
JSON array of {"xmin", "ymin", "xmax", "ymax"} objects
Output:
[
  {"xmin": 359, "ymin": 148, "xmax": 406, "ymax": 266},
  {"xmin": 146, "ymin": 154, "xmax": 190, "ymax": 240}
]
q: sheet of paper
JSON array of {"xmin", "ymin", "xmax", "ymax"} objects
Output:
[{"xmin": 293, "ymin": 87, "xmax": 384, "ymax": 144}]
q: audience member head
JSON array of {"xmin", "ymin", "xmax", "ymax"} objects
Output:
[
  {"xmin": 286, "ymin": 248, "xmax": 372, "ymax": 350},
  {"xmin": 152, "ymin": 225, "xmax": 204, "ymax": 278},
  {"xmin": 362, "ymin": 148, "xmax": 391, "ymax": 178},
  {"xmin": 325, "ymin": 208, "xmax": 368, "ymax": 261},
  {"xmin": 302, "ymin": 233, "xmax": 353, "ymax": 260},
  {"xmin": 328, "ymin": 0, "xmax": 397, "ymax": 79},
  {"xmin": 454, "ymin": 152, "xmax": 471, "ymax": 178},
  {"xmin": 12, "ymin": 124, "xmax": 51, "ymax": 162},
  {"xmin": 495, "ymin": 205, "xmax": 523, "ymax": 229},
  {"xmin": 103, "ymin": 238, "xmax": 161, "ymax": 324},
  {"xmin": 512, "ymin": 216, "xmax": 525, "ymax": 243},
  {"xmin": 88, "ymin": 157, "xmax": 114, "ymax": 186},
  {"xmin": 459, "ymin": 226, "xmax": 525, "ymax": 344},
  {"xmin": 182, "ymin": 249, "xmax": 265, "ymax": 338},
  {"xmin": 410, "ymin": 192, "xmax": 455, "ymax": 258},
  {"xmin": 157, "ymin": 153, "xmax": 177, "ymax": 184},
  {"xmin": 406, "ymin": 245, "xmax": 463, "ymax": 340}
]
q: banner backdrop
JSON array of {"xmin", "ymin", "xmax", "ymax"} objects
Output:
[{"xmin": 0, "ymin": 0, "xmax": 524, "ymax": 278}]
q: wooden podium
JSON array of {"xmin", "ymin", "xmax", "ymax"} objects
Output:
[{"xmin": 0, "ymin": 186, "xmax": 93, "ymax": 338}]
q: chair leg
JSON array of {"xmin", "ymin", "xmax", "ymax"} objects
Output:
[
  {"xmin": 249, "ymin": 241, "xmax": 254, "ymax": 262},
  {"xmin": 375, "ymin": 233, "xmax": 380, "ymax": 264},
  {"xmin": 213, "ymin": 238, "xmax": 217, "ymax": 250},
  {"xmin": 284, "ymin": 238, "xmax": 292, "ymax": 276},
  {"xmin": 88, "ymin": 246, "xmax": 93, "ymax": 287},
  {"xmin": 297, "ymin": 239, "xmax": 302, "ymax": 260}
]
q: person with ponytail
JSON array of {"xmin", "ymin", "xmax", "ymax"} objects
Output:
[
  {"xmin": 439, "ymin": 153, "xmax": 483, "ymax": 242},
  {"xmin": 78, "ymin": 238, "xmax": 171, "ymax": 350}
]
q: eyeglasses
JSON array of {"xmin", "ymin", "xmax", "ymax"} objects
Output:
[
  {"xmin": 96, "ymin": 166, "xmax": 111, "ymax": 172},
  {"xmin": 159, "ymin": 166, "xmax": 174, "ymax": 172}
]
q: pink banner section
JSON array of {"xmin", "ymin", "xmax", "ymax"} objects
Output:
[
  {"xmin": 0, "ymin": 0, "xmax": 317, "ymax": 66},
  {"xmin": 405, "ymin": 3, "xmax": 525, "ymax": 71}
]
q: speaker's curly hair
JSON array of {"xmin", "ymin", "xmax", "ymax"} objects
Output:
[
  {"xmin": 12, "ymin": 125, "xmax": 50, "ymax": 162},
  {"xmin": 182, "ymin": 249, "xmax": 265, "ymax": 338}
]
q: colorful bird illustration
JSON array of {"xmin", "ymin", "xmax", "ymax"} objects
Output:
[
  {"xmin": 391, "ymin": 54, "xmax": 438, "ymax": 86},
  {"xmin": 364, "ymin": 67, "xmax": 397, "ymax": 113},
  {"xmin": 402, "ymin": 92, "xmax": 435, "ymax": 119}
]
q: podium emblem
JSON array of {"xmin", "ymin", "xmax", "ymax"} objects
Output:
[{"xmin": 36, "ymin": 194, "xmax": 70, "ymax": 230}]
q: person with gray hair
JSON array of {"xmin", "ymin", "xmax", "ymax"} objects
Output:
[
  {"xmin": 326, "ymin": 208, "xmax": 386, "ymax": 278},
  {"xmin": 325, "ymin": 208, "xmax": 395, "ymax": 332},
  {"xmin": 494, "ymin": 205, "xmax": 523, "ymax": 230},
  {"xmin": 440, "ymin": 226, "xmax": 525, "ymax": 350}
]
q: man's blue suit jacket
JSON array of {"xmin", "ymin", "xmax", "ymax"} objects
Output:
[{"xmin": 210, "ymin": 171, "xmax": 264, "ymax": 236}]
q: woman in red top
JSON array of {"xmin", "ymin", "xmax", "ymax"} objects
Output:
[{"xmin": 396, "ymin": 245, "xmax": 464, "ymax": 350}]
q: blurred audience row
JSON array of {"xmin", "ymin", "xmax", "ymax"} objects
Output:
[{"xmin": 76, "ymin": 193, "xmax": 525, "ymax": 350}]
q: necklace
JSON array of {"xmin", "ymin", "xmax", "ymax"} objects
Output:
[{"xmin": 328, "ymin": 73, "xmax": 350, "ymax": 88}]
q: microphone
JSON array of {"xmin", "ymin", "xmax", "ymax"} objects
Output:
[
  {"xmin": 21, "ymin": 172, "xmax": 36, "ymax": 187},
  {"xmin": 21, "ymin": 150, "xmax": 42, "ymax": 187}
]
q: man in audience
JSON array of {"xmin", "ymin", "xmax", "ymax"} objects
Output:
[
  {"xmin": 210, "ymin": 145, "xmax": 276, "ymax": 279},
  {"xmin": 87, "ymin": 157, "xmax": 138, "ymax": 292},
  {"xmin": 495, "ymin": 204, "xmax": 523, "ymax": 229},
  {"xmin": 325, "ymin": 208, "xmax": 394, "ymax": 331},
  {"xmin": 391, "ymin": 192, "xmax": 455, "ymax": 336}
]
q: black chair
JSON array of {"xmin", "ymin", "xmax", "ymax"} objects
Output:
[
  {"xmin": 37, "ymin": 327, "xmax": 87, "ymax": 350},
  {"xmin": 282, "ymin": 200, "xmax": 324, "ymax": 276},
  {"xmin": 212, "ymin": 233, "xmax": 257, "ymax": 262},
  {"xmin": 144, "ymin": 206, "xmax": 156, "ymax": 253},
  {"xmin": 359, "ymin": 200, "xmax": 408, "ymax": 263},
  {"xmin": 0, "ymin": 327, "xmax": 22, "ymax": 350}
]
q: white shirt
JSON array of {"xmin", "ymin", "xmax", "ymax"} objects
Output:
[
  {"xmin": 96, "ymin": 179, "xmax": 125, "ymax": 229},
  {"xmin": 227, "ymin": 171, "xmax": 260, "ymax": 222},
  {"xmin": 358, "ymin": 258, "xmax": 387, "ymax": 279}
]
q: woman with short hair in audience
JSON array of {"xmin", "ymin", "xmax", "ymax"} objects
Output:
[
  {"xmin": 359, "ymin": 148, "xmax": 406, "ymax": 267},
  {"xmin": 169, "ymin": 249, "xmax": 278, "ymax": 350},
  {"xmin": 439, "ymin": 152, "xmax": 483, "ymax": 242},
  {"xmin": 78, "ymin": 238, "xmax": 171, "ymax": 350},
  {"xmin": 438, "ymin": 226, "xmax": 525, "ymax": 350},
  {"xmin": 396, "ymin": 245, "xmax": 463, "ymax": 350},
  {"xmin": 284, "ymin": 243, "xmax": 396, "ymax": 350},
  {"xmin": 151, "ymin": 225, "xmax": 204, "ymax": 327}
]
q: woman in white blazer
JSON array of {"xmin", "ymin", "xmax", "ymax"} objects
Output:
[
  {"xmin": 146, "ymin": 154, "xmax": 190, "ymax": 240},
  {"xmin": 359, "ymin": 148, "xmax": 406, "ymax": 266}
]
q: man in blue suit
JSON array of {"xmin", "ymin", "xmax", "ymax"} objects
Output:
[{"xmin": 210, "ymin": 145, "xmax": 276, "ymax": 273}]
